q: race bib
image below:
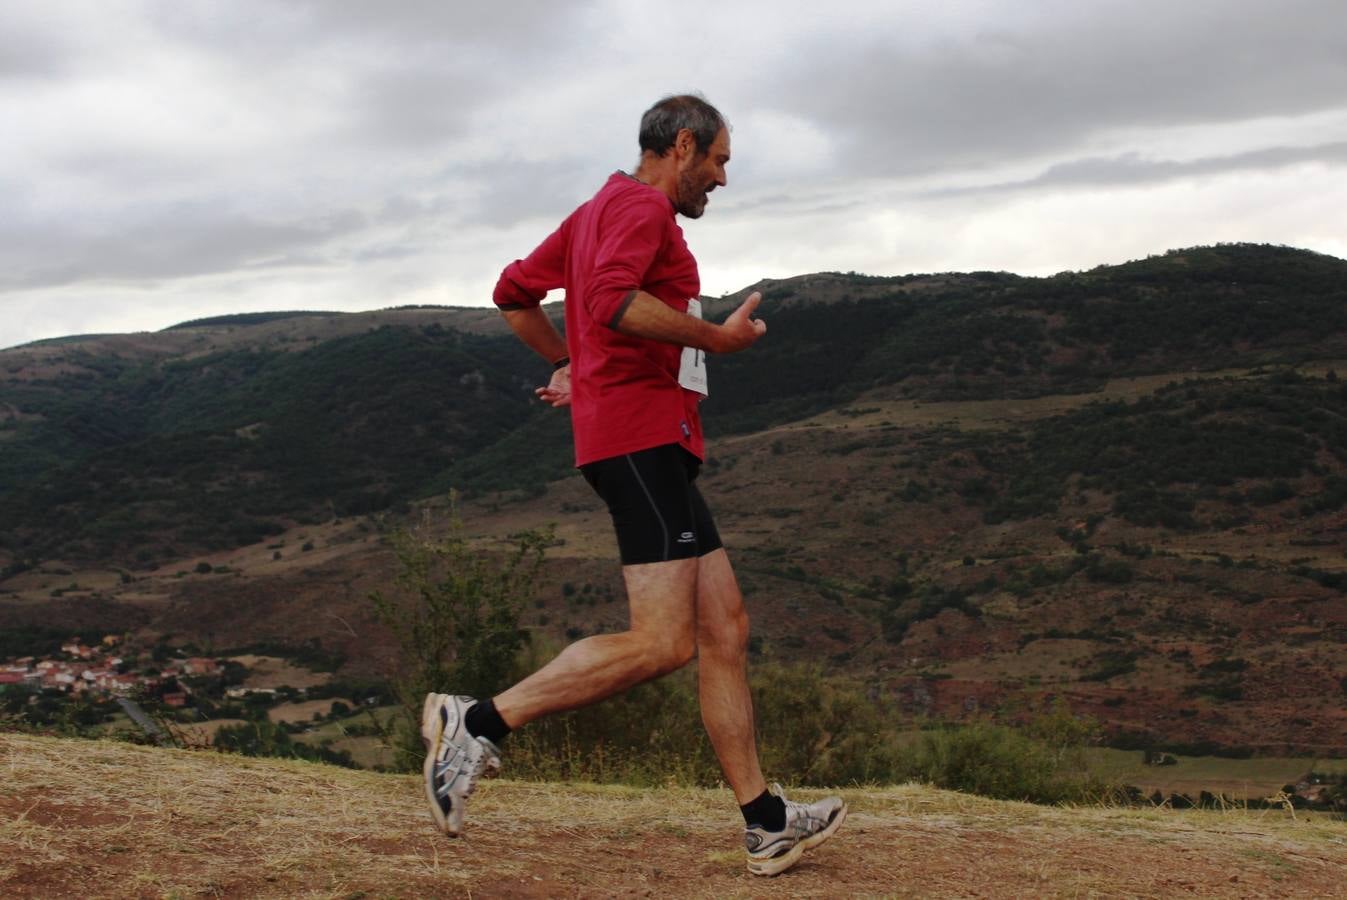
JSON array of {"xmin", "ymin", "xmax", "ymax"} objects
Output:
[{"xmin": 678, "ymin": 298, "xmax": 709, "ymax": 396}]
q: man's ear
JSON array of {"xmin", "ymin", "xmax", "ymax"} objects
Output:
[{"xmin": 675, "ymin": 127, "xmax": 697, "ymax": 159}]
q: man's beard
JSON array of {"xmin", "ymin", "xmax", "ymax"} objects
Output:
[{"xmin": 675, "ymin": 166, "xmax": 710, "ymax": 218}]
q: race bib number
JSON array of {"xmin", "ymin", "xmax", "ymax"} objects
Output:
[{"xmin": 678, "ymin": 298, "xmax": 709, "ymax": 396}]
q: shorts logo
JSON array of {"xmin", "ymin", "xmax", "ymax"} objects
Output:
[{"xmin": 678, "ymin": 531, "xmax": 695, "ymax": 543}]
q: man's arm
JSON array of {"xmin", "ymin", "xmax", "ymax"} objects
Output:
[
  {"xmin": 501, "ymin": 306, "xmax": 571, "ymax": 408},
  {"xmin": 613, "ymin": 291, "xmax": 766, "ymax": 353},
  {"xmin": 493, "ymin": 216, "xmax": 574, "ymax": 406},
  {"xmin": 501, "ymin": 306, "xmax": 568, "ymax": 366},
  {"xmin": 494, "ymin": 215, "xmax": 570, "ymax": 325},
  {"xmin": 587, "ymin": 195, "xmax": 763, "ymax": 353}
]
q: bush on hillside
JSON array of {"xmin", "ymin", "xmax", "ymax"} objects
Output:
[
  {"xmin": 913, "ymin": 699, "xmax": 1107, "ymax": 803},
  {"xmin": 213, "ymin": 719, "xmax": 356, "ymax": 768},
  {"xmin": 370, "ymin": 505, "xmax": 550, "ymax": 770},
  {"xmin": 497, "ymin": 643, "xmax": 1107, "ymax": 804}
]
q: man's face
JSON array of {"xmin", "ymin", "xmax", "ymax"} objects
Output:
[{"xmin": 675, "ymin": 127, "xmax": 730, "ymax": 219}]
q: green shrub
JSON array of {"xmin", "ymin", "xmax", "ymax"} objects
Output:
[
  {"xmin": 879, "ymin": 584, "xmax": 980, "ymax": 642},
  {"xmin": 1086, "ymin": 558, "xmax": 1134, "ymax": 584},
  {"xmin": 911, "ymin": 706, "xmax": 1107, "ymax": 803},
  {"xmin": 370, "ymin": 506, "xmax": 550, "ymax": 770},
  {"xmin": 495, "ymin": 652, "xmax": 1107, "ymax": 805},
  {"xmin": 1081, "ymin": 650, "xmax": 1139, "ymax": 682},
  {"xmin": 1300, "ymin": 475, "xmax": 1347, "ymax": 516},
  {"xmin": 214, "ymin": 719, "xmax": 356, "ymax": 768},
  {"xmin": 1246, "ymin": 480, "xmax": 1295, "ymax": 506}
]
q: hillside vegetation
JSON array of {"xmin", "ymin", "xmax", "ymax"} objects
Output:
[
  {"xmin": 2, "ymin": 243, "xmax": 1346, "ymax": 759},
  {"xmin": 3, "ymin": 243, "xmax": 1345, "ymax": 564},
  {"xmin": 3, "ymin": 732, "xmax": 1345, "ymax": 898}
]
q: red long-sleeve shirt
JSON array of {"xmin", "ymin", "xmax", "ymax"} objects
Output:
[{"xmin": 494, "ymin": 172, "xmax": 704, "ymax": 467}]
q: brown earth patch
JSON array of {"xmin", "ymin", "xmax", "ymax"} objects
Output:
[
  {"xmin": 2, "ymin": 733, "xmax": 1345, "ymax": 899},
  {"xmin": 227, "ymin": 655, "xmax": 332, "ymax": 690},
  {"xmin": 267, "ymin": 698, "xmax": 352, "ymax": 724},
  {"xmin": 172, "ymin": 718, "xmax": 249, "ymax": 746}
]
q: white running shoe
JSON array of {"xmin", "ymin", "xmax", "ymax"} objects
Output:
[
  {"xmin": 744, "ymin": 783, "xmax": 847, "ymax": 876},
  {"xmin": 421, "ymin": 693, "xmax": 501, "ymax": 836}
]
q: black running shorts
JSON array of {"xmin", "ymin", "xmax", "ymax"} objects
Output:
[{"xmin": 579, "ymin": 443, "xmax": 723, "ymax": 566}]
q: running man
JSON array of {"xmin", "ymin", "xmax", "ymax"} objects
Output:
[{"xmin": 421, "ymin": 94, "xmax": 845, "ymax": 877}]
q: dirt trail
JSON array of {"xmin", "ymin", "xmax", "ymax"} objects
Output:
[{"xmin": 2, "ymin": 733, "xmax": 1344, "ymax": 898}]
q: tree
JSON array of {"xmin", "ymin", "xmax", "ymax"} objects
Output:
[{"xmin": 370, "ymin": 504, "xmax": 550, "ymax": 770}]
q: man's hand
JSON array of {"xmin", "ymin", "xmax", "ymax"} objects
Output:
[
  {"xmin": 714, "ymin": 291, "xmax": 766, "ymax": 353},
  {"xmin": 535, "ymin": 364, "xmax": 571, "ymax": 407},
  {"xmin": 611, "ymin": 290, "xmax": 766, "ymax": 354}
]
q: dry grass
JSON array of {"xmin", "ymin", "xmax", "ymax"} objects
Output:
[
  {"xmin": 288, "ymin": 706, "xmax": 400, "ymax": 770},
  {"xmin": 3, "ymin": 733, "xmax": 1345, "ymax": 898},
  {"xmin": 227, "ymin": 656, "xmax": 332, "ymax": 691},
  {"xmin": 267, "ymin": 699, "xmax": 353, "ymax": 725},
  {"xmin": 169, "ymin": 718, "xmax": 249, "ymax": 747},
  {"xmin": 1087, "ymin": 749, "xmax": 1347, "ymax": 800}
]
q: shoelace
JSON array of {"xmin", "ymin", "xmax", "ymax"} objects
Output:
[
  {"xmin": 434, "ymin": 743, "xmax": 488, "ymax": 797},
  {"xmin": 783, "ymin": 801, "xmax": 828, "ymax": 836}
]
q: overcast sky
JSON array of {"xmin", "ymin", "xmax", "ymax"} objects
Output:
[{"xmin": 4, "ymin": 0, "xmax": 1346, "ymax": 349}]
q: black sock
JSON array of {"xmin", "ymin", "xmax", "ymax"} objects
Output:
[
  {"xmin": 740, "ymin": 789, "xmax": 786, "ymax": 832},
  {"xmin": 464, "ymin": 697, "xmax": 511, "ymax": 745}
]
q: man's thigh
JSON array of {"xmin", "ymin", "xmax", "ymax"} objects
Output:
[
  {"xmin": 622, "ymin": 557, "xmax": 699, "ymax": 641},
  {"xmin": 581, "ymin": 444, "xmax": 723, "ymax": 565},
  {"xmin": 694, "ymin": 548, "xmax": 748, "ymax": 639}
]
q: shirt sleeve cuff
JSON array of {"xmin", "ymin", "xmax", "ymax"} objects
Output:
[
  {"xmin": 492, "ymin": 263, "xmax": 546, "ymax": 310},
  {"xmin": 605, "ymin": 291, "xmax": 639, "ymax": 330}
]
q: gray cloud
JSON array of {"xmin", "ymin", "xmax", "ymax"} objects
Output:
[
  {"xmin": 0, "ymin": 36, "xmax": 67, "ymax": 80},
  {"xmin": 0, "ymin": 7, "xmax": 82, "ymax": 80},
  {"xmin": 928, "ymin": 141, "xmax": 1347, "ymax": 197},
  {"xmin": 143, "ymin": 0, "xmax": 591, "ymax": 60},
  {"xmin": 450, "ymin": 157, "xmax": 599, "ymax": 229},
  {"xmin": 141, "ymin": 0, "xmax": 600, "ymax": 152},
  {"xmin": 757, "ymin": 0, "xmax": 1347, "ymax": 176},
  {"xmin": 281, "ymin": 0, "xmax": 594, "ymax": 44},
  {"xmin": 0, "ymin": 206, "xmax": 367, "ymax": 291},
  {"xmin": 2, "ymin": 0, "xmax": 1345, "ymax": 350}
]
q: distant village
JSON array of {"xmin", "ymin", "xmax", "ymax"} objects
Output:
[{"xmin": 0, "ymin": 636, "xmax": 279, "ymax": 709}]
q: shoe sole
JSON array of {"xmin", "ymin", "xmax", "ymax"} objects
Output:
[
  {"xmin": 421, "ymin": 693, "xmax": 459, "ymax": 837},
  {"xmin": 746, "ymin": 802, "xmax": 848, "ymax": 877}
]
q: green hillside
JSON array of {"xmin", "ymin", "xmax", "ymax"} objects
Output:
[
  {"xmin": 1, "ymin": 325, "xmax": 543, "ymax": 563},
  {"xmin": 4, "ymin": 243, "xmax": 1345, "ymax": 567}
]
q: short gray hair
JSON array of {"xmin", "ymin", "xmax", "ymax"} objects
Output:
[{"xmin": 638, "ymin": 94, "xmax": 726, "ymax": 157}]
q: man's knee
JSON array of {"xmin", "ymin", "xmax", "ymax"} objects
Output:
[
  {"xmin": 700, "ymin": 604, "xmax": 750, "ymax": 659},
  {"xmin": 638, "ymin": 629, "xmax": 696, "ymax": 677},
  {"xmin": 663, "ymin": 631, "xmax": 698, "ymax": 673}
]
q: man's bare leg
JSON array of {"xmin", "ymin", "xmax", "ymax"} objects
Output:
[
  {"xmin": 694, "ymin": 548, "xmax": 768, "ymax": 804},
  {"xmin": 493, "ymin": 548, "xmax": 768, "ymax": 801},
  {"xmin": 493, "ymin": 558, "xmax": 698, "ymax": 728}
]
